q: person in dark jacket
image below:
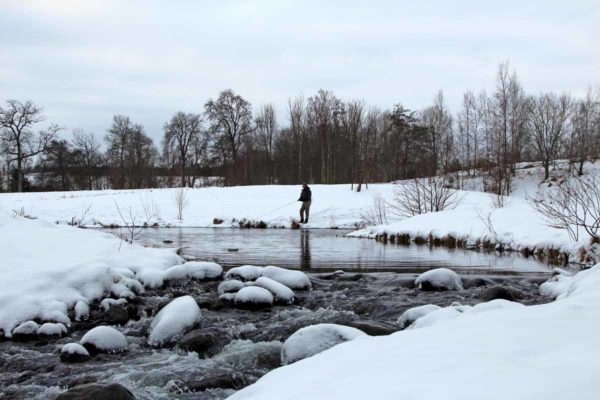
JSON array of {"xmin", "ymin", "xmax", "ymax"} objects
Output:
[{"xmin": 298, "ymin": 183, "xmax": 312, "ymax": 223}]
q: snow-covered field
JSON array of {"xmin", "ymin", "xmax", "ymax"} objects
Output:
[
  {"xmin": 0, "ymin": 184, "xmax": 393, "ymax": 229},
  {"xmin": 0, "ymin": 213, "xmax": 181, "ymax": 336},
  {"xmin": 229, "ymin": 264, "xmax": 600, "ymax": 400}
]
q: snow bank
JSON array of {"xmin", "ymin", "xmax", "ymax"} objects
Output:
[
  {"xmin": 230, "ymin": 264, "xmax": 600, "ymax": 400},
  {"xmin": 0, "ymin": 212, "xmax": 180, "ymax": 337},
  {"xmin": 254, "ymin": 277, "xmax": 295, "ymax": 304},
  {"xmin": 414, "ymin": 268, "xmax": 463, "ymax": 291},
  {"xmin": 261, "ymin": 266, "xmax": 312, "ymax": 290},
  {"xmin": 281, "ymin": 323, "xmax": 366, "ymax": 365},
  {"xmin": 234, "ymin": 287, "xmax": 274, "ymax": 307},
  {"xmin": 80, "ymin": 326, "xmax": 128, "ymax": 353},
  {"xmin": 148, "ymin": 295, "xmax": 201, "ymax": 347}
]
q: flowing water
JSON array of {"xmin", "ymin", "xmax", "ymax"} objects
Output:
[{"xmin": 0, "ymin": 228, "xmax": 554, "ymax": 399}]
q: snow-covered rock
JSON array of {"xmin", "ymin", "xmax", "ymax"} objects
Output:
[
  {"xmin": 148, "ymin": 295, "xmax": 201, "ymax": 347},
  {"xmin": 219, "ymin": 293, "xmax": 236, "ymax": 302},
  {"xmin": 60, "ymin": 343, "xmax": 90, "ymax": 363},
  {"xmin": 74, "ymin": 301, "xmax": 90, "ymax": 321},
  {"xmin": 164, "ymin": 261, "xmax": 223, "ymax": 281},
  {"xmin": 410, "ymin": 307, "xmax": 463, "ymax": 329},
  {"xmin": 218, "ymin": 279, "xmax": 245, "ymax": 294},
  {"xmin": 225, "ymin": 265, "xmax": 264, "ymax": 281},
  {"xmin": 234, "ymin": 287, "xmax": 274, "ymax": 308},
  {"xmin": 110, "ymin": 282, "xmax": 135, "ymax": 299},
  {"xmin": 281, "ymin": 324, "xmax": 366, "ymax": 365},
  {"xmin": 80, "ymin": 326, "xmax": 128, "ymax": 353},
  {"xmin": 415, "ymin": 268, "xmax": 463, "ymax": 291},
  {"xmin": 261, "ymin": 266, "xmax": 312, "ymax": 290},
  {"xmin": 470, "ymin": 299, "xmax": 525, "ymax": 314},
  {"xmin": 38, "ymin": 322, "xmax": 67, "ymax": 337},
  {"xmin": 254, "ymin": 277, "xmax": 295, "ymax": 304},
  {"xmin": 100, "ymin": 298, "xmax": 128, "ymax": 311},
  {"xmin": 137, "ymin": 269, "xmax": 165, "ymax": 289},
  {"xmin": 11, "ymin": 321, "xmax": 40, "ymax": 340},
  {"xmin": 397, "ymin": 304, "xmax": 441, "ymax": 329}
]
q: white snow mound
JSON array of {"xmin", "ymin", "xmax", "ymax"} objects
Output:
[
  {"xmin": 137, "ymin": 269, "xmax": 165, "ymax": 289},
  {"xmin": 415, "ymin": 268, "xmax": 463, "ymax": 291},
  {"xmin": 80, "ymin": 326, "xmax": 128, "ymax": 352},
  {"xmin": 225, "ymin": 265, "xmax": 264, "ymax": 281},
  {"xmin": 218, "ymin": 279, "xmax": 245, "ymax": 294},
  {"xmin": 254, "ymin": 277, "xmax": 295, "ymax": 304},
  {"xmin": 164, "ymin": 261, "xmax": 223, "ymax": 281},
  {"xmin": 397, "ymin": 304, "xmax": 441, "ymax": 329},
  {"xmin": 148, "ymin": 295, "xmax": 201, "ymax": 346},
  {"xmin": 234, "ymin": 287, "xmax": 274, "ymax": 306},
  {"xmin": 281, "ymin": 323, "xmax": 366, "ymax": 365},
  {"xmin": 38, "ymin": 322, "xmax": 67, "ymax": 336},
  {"xmin": 12, "ymin": 321, "xmax": 40, "ymax": 337},
  {"xmin": 61, "ymin": 343, "xmax": 89, "ymax": 356},
  {"xmin": 261, "ymin": 266, "xmax": 312, "ymax": 290}
]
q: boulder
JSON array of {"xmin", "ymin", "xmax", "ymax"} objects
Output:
[
  {"xmin": 397, "ymin": 304, "xmax": 442, "ymax": 329},
  {"xmin": 479, "ymin": 285, "xmax": 523, "ymax": 301},
  {"xmin": 11, "ymin": 321, "xmax": 40, "ymax": 341},
  {"xmin": 261, "ymin": 266, "xmax": 312, "ymax": 290},
  {"xmin": 80, "ymin": 326, "xmax": 128, "ymax": 354},
  {"xmin": 148, "ymin": 295, "xmax": 201, "ymax": 347},
  {"xmin": 254, "ymin": 277, "xmax": 295, "ymax": 304},
  {"xmin": 60, "ymin": 343, "xmax": 91, "ymax": 363},
  {"xmin": 38, "ymin": 322, "xmax": 68, "ymax": 337},
  {"xmin": 56, "ymin": 383, "xmax": 135, "ymax": 400},
  {"xmin": 186, "ymin": 373, "xmax": 245, "ymax": 392},
  {"xmin": 347, "ymin": 320, "xmax": 397, "ymax": 336},
  {"xmin": 234, "ymin": 287, "xmax": 273, "ymax": 309},
  {"xmin": 218, "ymin": 279, "xmax": 245, "ymax": 294},
  {"xmin": 178, "ymin": 327, "xmax": 231, "ymax": 357},
  {"xmin": 415, "ymin": 268, "xmax": 463, "ymax": 291}
]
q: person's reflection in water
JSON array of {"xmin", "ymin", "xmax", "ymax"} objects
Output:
[{"xmin": 300, "ymin": 229, "xmax": 311, "ymax": 270}]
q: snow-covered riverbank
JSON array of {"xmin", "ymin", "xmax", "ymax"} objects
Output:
[
  {"xmin": 0, "ymin": 213, "xmax": 181, "ymax": 336},
  {"xmin": 228, "ymin": 264, "xmax": 600, "ymax": 400}
]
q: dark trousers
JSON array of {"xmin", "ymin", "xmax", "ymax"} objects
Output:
[{"xmin": 300, "ymin": 201, "xmax": 311, "ymax": 222}]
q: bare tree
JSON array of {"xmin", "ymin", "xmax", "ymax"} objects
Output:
[
  {"xmin": 419, "ymin": 91, "xmax": 453, "ymax": 176},
  {"xmin": 173, "ymin": 187, "xmax": 189, "ymax": 220},
  {"xmin": 0, "ymin": 100, "xmax": 61, "ymax": 192},
  {"xmin": 163, "ymin": 111, "xmax": 203, "ymax": 187},
  {"xmin": 255, "ymin": 104, "xmax": 278, "ymax": 183},
  {"xmin": 389, "ymin": 177, "xmax": 463, "ymax": 218},
  {"xmin": 72, "ymin": 128, "xmax": 101, "ymax": 190},
  {"xmin": 528, "ymin": 93, "xmax": 572, "ymax": 180},
  {"xmin": 114, "ymin": 200, "xmax": 144, "ymax": 245},
  {"xmin": 361, "ymin": 192, "xmax": 390, "ymax": 225},
  {"xmin": 570, "ymin": 88, "xmax": 599, "ymax": 176},
  {"xmin": 530, "ymin": 175, "xmax": 600, "ymax": 242}
]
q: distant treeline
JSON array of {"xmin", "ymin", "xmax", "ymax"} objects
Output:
[{"xmin": 1, "ymin": 62, "xmax": 599, "ymax": 193}]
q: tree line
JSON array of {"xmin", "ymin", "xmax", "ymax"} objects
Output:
[{"xmin": 1, "ymin": 62, "xmax": 599, "ymax": 193}]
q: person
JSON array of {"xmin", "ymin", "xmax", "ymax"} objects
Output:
[{"xmin": 298, "ymin": 183, "xmax": 312, "ymax": 223}]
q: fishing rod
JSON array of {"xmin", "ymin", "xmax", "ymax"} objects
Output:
[{"xmin": 255, "ymin": 200, "xmax": 298, "ymax": 219}]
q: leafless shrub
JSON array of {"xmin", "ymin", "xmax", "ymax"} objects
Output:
[
  {"xmin": 174, "ymin": 188, "xmax": 189, "ymax": 221},
  {"xmin": 114, "ymin": 200, "xmax": 143, "ymax": 245},
  {"xmin": 529, "ymin": 175, "xmax": 600, "ymax": 243},
  {"xmin": 361, "ymin": 193, "xmax": 390, "ymax": 226},
  {"xmin": 490, "ymin": 193, "xmax": 508, "ymax": 209},
  {"xmin": 69, "ymin": 203, "xmax": 92, "ymax": 226},
  {"xmin": 140, "ymin": 193, "xmax": 161, "ymax": 224},
  {"xmin": 12, "ymin": 207, "xmax": 36, "ymax": 219},
  {"xmin": 389, "ymin": 177, "xmax": 463, "ymax": 218},
  {"xmin": 475, "ymin": 207, "xmax": 506, "ymax": 249}
]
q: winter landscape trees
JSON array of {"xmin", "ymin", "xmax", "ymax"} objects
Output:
[{"xmin": 1, "ymin": 63, "xmax": 599, "ymax": 193}]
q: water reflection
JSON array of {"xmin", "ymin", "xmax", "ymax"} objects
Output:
[
  {"xmin": 106, "ymin": 228, "xmax": 552, "ymax": 276},
  {"xmin": 300, "ymin": 229, "xmax": 311, "ymax": 270}
]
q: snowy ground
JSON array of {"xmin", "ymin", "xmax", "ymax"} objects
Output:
[
  {"xmin": 0, "ymin": 212, "xmax": 181, "ymax": 336},
  {"xmin": 228, "ymin": 264, "xmax": 600, "ymax": 400}
]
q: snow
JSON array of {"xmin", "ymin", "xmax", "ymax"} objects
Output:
[
  {"xmin": 254, "ymin": 277, "xmax": 295, "ymax": 304},
  {"xmin": 281, "ymin": 324, "xmax": 366, "ymax": 365},
  {"xmin": 12, "ymin": 321, "xmax": 39, "ymax": 336},
  {"xmin": 225, "ymin": 265, "xmax": 264, "ymax": 281},
  {"xmin": 100, "ymin": 298, "xmax": 128, "ymax": 311},
  {"xmin": 137, "ymin": 269, "xmax": 165, "ymax": 289},
  {"xmin": 234, "ymin": 287, "xmax": 274, "ymax": 306},
  {"xmin": 147, "ymin": 295, "xmax": 201, "ymax": 347},
  {"xmin": 0, "ymin": 212, "xmax": 181, "ymax": 337},
  {"xmin": 229, "ymin": 265, "xmax": 600, "ymax": 400},
  {"xmin": 74, "ymin": 301, "xmax": 90, "ymax": 321},
  {"xmin": 38, "ymin": 322, "xmax": 67, "ymax": 336},
  {"xmin": 409, "ymin": 306, "xmax": 463, "ymax": 329},
  {"xmin": 61, "ymin": 343, "xmax": 90, "ymax": 356},
  {"xmin": 261, "ymin": 266, "xmax": 312, "ymax": 290},
  {"xmin": 397, "ymin": 304, "xmax": 441, "ymax": 329},
  {"xmin": 218, "ymin": 279, "xmax": 245, "ymax": 294},
  {"xmin": 164, "ymin": 261, "xmax": 223, "ymax": 281},
  {"xmin": 80, "ymin": 326, "xmax": 128, "ymax": 353},
  {"xmin": 414, "ymin": 268, "xmax": 463, "ymax": 291}
]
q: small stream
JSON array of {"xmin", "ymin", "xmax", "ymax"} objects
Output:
[{"xmin": 0, "ymin": 228, "xmax": 554, "ymax": 399}]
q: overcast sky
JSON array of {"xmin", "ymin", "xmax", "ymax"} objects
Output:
[{"xmin": 1, "ymin": 0, "xmax": 598, "ymax": 142}]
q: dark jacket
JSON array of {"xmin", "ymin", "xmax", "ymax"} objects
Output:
[{"xmin": 298, "ymin": 186, "xmax": 312, "ymax": 202}]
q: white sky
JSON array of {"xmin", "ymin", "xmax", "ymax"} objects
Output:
[{"xmin": 1, "ymin": 0, "xmax": 598, "ymax": 141}]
